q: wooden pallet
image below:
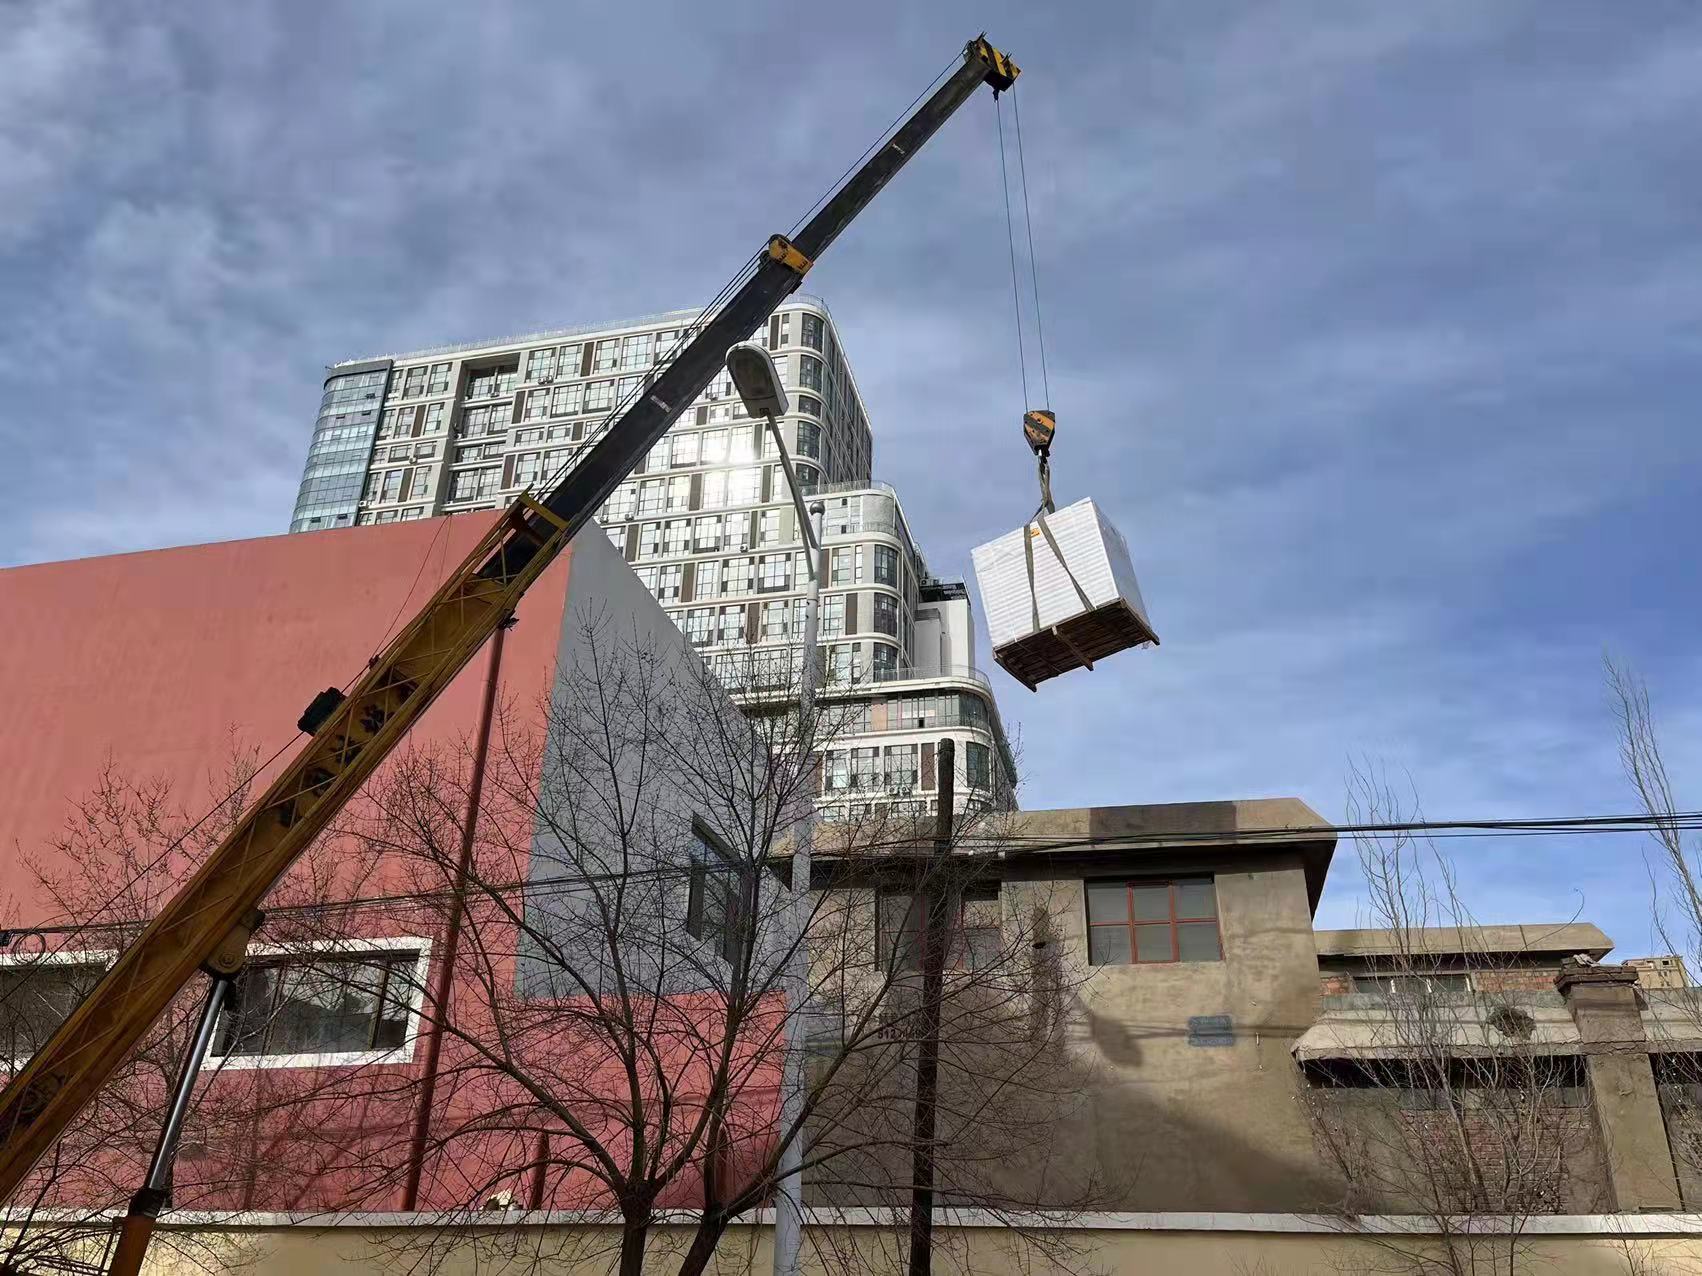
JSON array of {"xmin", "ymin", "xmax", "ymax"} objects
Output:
[{"xmin": 992, "ymin": 600, "xmax": 1160, "ymax": 691}]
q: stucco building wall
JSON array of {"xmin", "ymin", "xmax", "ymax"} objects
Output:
[{"xmin": 1006, "ymin": 829, "xmax": 1335, "ymax": 1210}]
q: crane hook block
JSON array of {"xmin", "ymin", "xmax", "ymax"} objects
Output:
[{"xmin": 1023, "ymin": 409, "xmax": 1056, "ymax": 457}]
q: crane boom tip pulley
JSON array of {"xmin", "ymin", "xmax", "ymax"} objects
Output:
[{"xmin": 969, "ymin": 34, "xmax": 1020, "ymax": 91}]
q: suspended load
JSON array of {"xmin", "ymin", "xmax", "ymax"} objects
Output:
[
  {"xmin": 973, "ymin": 92, "xmax": 1156, "ymax": 691},
  {"xmin": 971, "ymin": 495, "xmax": 1158, "ymax": 691}
]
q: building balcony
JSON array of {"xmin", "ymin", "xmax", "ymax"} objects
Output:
[
  {"xmin": 837, "ymin": 663, "xmax": 992, "ymax": 692},
  {"xmin": 810, "ymin": 478, "xmax": 899, "ymax": 500},
  {"xmin": 831, "ymin": 710, "xmax": 995, "ymax": 740}
]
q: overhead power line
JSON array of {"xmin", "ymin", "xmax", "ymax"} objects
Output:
[{"xmin": 6, "ymin": 807, "xmax": 1694, "ymax": 944}]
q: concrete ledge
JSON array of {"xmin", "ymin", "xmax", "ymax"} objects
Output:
[{"xmin": 13, "ymin": 1206, "xmax": 1702, "ymax": 1236}]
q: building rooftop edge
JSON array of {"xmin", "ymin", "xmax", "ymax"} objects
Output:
[
  {"xmin": 1314, "ymin": 922, "xmax": 1614, "ymax": 959},
  {"xmin": 330, "ymin": 294, "xmax": 838, "ymax": 370},
  {"xmin": 1003, "ymin": 797, "xmax": 1332, "ymax": 845}
]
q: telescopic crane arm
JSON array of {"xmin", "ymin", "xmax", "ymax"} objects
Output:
[{"xmin": 0, "ymin": 35, "xmax": 1019, "ymax": 1204}]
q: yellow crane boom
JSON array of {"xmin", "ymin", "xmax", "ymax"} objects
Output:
[{"xmin": 0, "ymin": 34, "xmax": 1019, "ymax": 1207}]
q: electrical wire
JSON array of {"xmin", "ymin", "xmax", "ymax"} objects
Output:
[
  {"xmin": 534, "ymin": 250, "xmax": 764, "ymax": 499},
  {"xmin": 786, "ymin": 50, "xmax": 963, "ymax": 241},
  {"xmin": 9, "ymin": 808, "xmax": 1698, "ymax": 943}
]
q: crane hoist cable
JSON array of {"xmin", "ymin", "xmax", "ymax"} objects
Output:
[
  {"xmin": 1013, "ymin": 88, "xmax": 1051, "ymax": 412},
  {"xmin": 996, "ymin": 83, "xmax": 1056, "ymax": 505},
  {"xmin": 995, "ymin": 84, "xmax": 1092, "ymax": 635}
]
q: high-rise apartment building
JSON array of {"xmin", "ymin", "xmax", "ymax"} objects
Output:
[{"xmin": 290, "ymin": 295, "xmax": 1016, "ymax": 813}]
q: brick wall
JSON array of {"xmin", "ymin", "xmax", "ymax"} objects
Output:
[
  {"xmin": 1475, "ymin": 968, "xmax": 1561, "ymax": 993},
  {"xmin": 1317, "ymin": 967, "xmax": 1560, "ymax": 996},
  {"xmin": 1659, "ymin": 1084, "xmax": 1702, "ymax": 1208},
  {"xmin": 1397, "ymin": 1107, "xmax": 1604, "ymax": 1212},
  {"xmin": 1310, "ymin": 1090, "xmax": 1608, "ymax": 1214}
]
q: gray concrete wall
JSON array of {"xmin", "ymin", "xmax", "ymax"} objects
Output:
[
  {"xmin": 517, "ymin": 526, "xmax": 784, "ymax": 997},
  {"xmin": 1559, "ymin": 965, "xmax": 1684, "ymax": 1211},
  {"xmin": 998, "ymin": 847, "xmax": 1335, "ymax": 1211},
  {"xmin": 1587, "ymin": 1051, "xmax": 1681, "ymax": 1210},
  {"xmin": 910, "ymin": 594, "xmax": 975, "ymax": 678}
]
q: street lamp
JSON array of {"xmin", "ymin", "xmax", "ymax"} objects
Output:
[
  {"xmin": 726, "ymin": 342, "xmax": 819, "ymax": 572},
  {"xmin": 725, "ymin": 340, "xmax": 820, "ymax": 1276}
]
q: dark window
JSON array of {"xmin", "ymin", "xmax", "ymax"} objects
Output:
[
  {"xmin": 1086, "ymin": 878, "xmax": 1221, "ymax": 966},
  {"xmin": 878, "ymin": 886, "xmax": 1001, "ymax": 971},
  {"xmin": 872, "ymin": 592, "xmax": 899, "ymax": 637},
  {"xmin": 213, "ymin": 951, "xmax": 417, "ymax": 1058},
  {"xmin": 964, "ymin": 742, "xmax": 992, "ymax": 790},
  {"xmin": 872, "ymin": 643, "xmax": 898, "ymax": 681},
  {"xmin": 0, "ymin": 961, "xmax": 104, "ymax": 1062},
  {"xmin": 849, "ymin": 747, "xmax": 882, "ymax": 791},
  {"xmin": 873, "ymin": 545, "xmax": 898, "ymax": 586},
  {"xmin": 685, "ymin": 830, "xmax": 748, "ymax": 964}
]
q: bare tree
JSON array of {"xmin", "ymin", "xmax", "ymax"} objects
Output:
[
  {"xmin": 1301, "ymin": 761, "xmax": 1603, "ymax": 1276},
  {"xmin": 1605, "ymin": 655, "xmax": 1702, "ymax": 1208},
  {"xmin": 1606, "ymin": 656, "xmax": 1702, "ymax": 998},
  {"xmin": 302, "ymin": 611, "xmax": 1105, "ymax": 1276},
  {"xmin": 0, "ymin": 745, "xmax": 384, "ymax": 1273},
  {"xmin": 1, "ymin": 615, "xmax": 1101, "ymax": 1275}
]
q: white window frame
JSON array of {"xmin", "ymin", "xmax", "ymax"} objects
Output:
[
  {"xmin": 211, "ymin": 936, "xmax": 433, "ymax": 1071},
  {"xmin": 0, "ymin": 947, "xmax": 110, "ymax": 1071},
  {"xmin": 0, "ymin": 937, "xmax": 430, "ymax": 1072}
]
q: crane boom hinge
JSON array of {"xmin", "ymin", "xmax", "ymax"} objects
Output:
[
  {"xmin": 969, "ymin": 36, "xmax": 1020, "ymax": 92},
  {"xmin": 766, "ymin": 235, "xmax": 814, "ymax": 277},
  {"xmin": 201, "ymin": 910, "xmax": 265, "ymax": 979}
]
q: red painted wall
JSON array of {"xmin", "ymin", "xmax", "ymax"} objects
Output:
[
  {"xmin": 0, "ymin": 520, "xmax": 779, "ymax": 1215},
  {"xmin": 0, "ymin": 516, "xmax": 571, "ymax": 923}
]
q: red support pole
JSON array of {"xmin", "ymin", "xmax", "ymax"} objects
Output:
[
  {"xmin": 528, "ymin": 1130, "xmax": 550, "ymax": 1211},
  {"xmin": 400, "ymin": 623, "xmax": 507, "ymax": 1210}
]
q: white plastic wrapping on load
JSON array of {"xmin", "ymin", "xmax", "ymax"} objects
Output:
[{"xmin": 970, "ymin": 496, "xmax": 1158, "ymax": 689}]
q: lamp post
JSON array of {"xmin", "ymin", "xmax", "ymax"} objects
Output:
[{"xmin": 725, "ymin": 341, "xmax": 821, "ymax": 1276}]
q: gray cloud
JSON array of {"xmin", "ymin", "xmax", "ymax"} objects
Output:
[{"xmin": 4, "ymin": 1, "xmax": 1700, "ymax": 953}]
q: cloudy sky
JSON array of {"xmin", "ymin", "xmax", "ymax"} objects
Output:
[{"xmin": 5, "ymin": 2, "xmax": 1700, "ymax": 948}]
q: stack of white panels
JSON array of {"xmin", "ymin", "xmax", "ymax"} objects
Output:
[{"xmin": 970, "ymin": 497, "xmax": 1157, "ymax": 687}]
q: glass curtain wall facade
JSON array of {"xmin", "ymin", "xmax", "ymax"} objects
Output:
[{"xmin": 291, "ymin": 296, "xmax": 1015, "ymax": 813}]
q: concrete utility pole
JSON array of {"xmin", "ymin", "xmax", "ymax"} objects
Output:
[
  {"xmin": 772, "ymin": 496, "xmax": 825, "ymax": 1276},
  {"xmin": 722, "ymin": 340, "xmax": 825, "ymax": 1276},
  {"xmin": 907, "ymin": 738, "xmax": 956, "ymax": 1276}
]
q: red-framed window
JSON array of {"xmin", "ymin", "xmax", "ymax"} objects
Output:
[{"xmin": 1085, "ymin": 877, "xmax": 1221, "ymax": 966}]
